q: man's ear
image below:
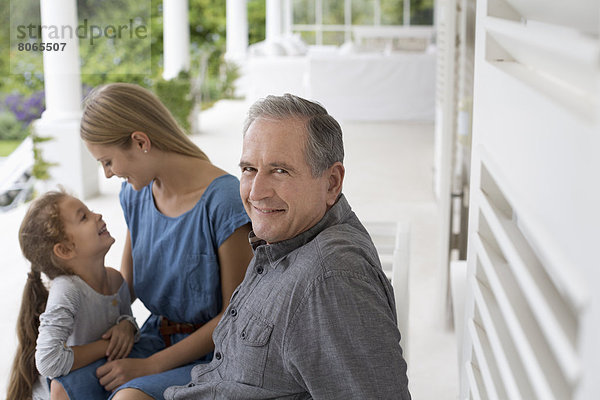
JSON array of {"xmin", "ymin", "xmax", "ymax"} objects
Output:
[
  {"xmin": 326, "ymin": 162, "xmax": 345, "ymax": 206},
  {"xmin": 130, "ymin": 131, "xmax": 151, "ymax": 153},
  {"xmin": 53, "ymin": 242, "xmax": 75, "ymax": 261}
]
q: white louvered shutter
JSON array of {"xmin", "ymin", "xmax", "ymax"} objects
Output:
[{"xmin": 460, "ymin": 0, "xmax": 600, "ymax": 399}]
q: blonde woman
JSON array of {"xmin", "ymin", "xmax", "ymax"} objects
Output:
[{"xmin": 56, "ymin": 83, "xmax": 253, "ymax": 400}]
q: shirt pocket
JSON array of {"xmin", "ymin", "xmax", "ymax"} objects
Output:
[{"xmin": 231, "ymin": 311, "xmax": 274, "ymax": 387}]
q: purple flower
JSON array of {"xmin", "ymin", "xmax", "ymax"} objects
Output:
[{"xmin": 2, "ymin": 91, "xmax": 46, "ymax": 126}]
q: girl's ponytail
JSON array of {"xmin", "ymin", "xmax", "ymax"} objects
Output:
[
  {"xmin": 8, "ymin": 190, "xmax": 70, "ymax": 399},
  {"xmin": 7, "ymin": 268, "xmax": 49, "ymax": 400}
]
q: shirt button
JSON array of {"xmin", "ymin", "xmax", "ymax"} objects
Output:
[
  {"xmin": 241, "ymin": 330, "xmax": 247, "ymax": 339},
  {"xmin": 230, "ymin": 308, "xmax": 237, "ymax": 317},
  {"xmin": 256, "ymin": 266, "xmax": 264, "ymax": 274},
  {"xmin": 215, "ymin": 351, "xmax": 222, "ymax": 360}
]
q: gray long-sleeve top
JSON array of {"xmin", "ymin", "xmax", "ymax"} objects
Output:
[{"xmin": 35, "ymin": 274, "xmax": 136, "ymax": 378}]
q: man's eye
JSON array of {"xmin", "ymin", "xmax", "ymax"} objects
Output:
[
  {"xmin": 103, "ymin": 161, "xmax": 111, "ymax": 167},
  {"xmin": 242, "ymin": 167, "xmax": 255, "ymax": 173},
  {"xmin": 275, "ymin": 168, "xmax": 287, "ymax": 174}
]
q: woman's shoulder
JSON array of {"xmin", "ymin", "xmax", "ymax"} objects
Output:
[
  {"xmin": 204, "ymin": 173, "xmax": 241, "ymax": 201},
  {"xmin": 201, "ymin": 174, "xmax": 247, "ymax": 220}
]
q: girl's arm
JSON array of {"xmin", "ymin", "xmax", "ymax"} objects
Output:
[
  {"xmin": 70, "ymin": 340, "xmax": 109, "ymax": 370},
  {"xmin": 36, "ymin": 278, "xmax": 110, "ymax": 378},
  {"xmin": 96, "ymin": 224, "xmax": 254, "ymax": 391}
]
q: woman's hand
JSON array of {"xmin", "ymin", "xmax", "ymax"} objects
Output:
[
  {"xmin": 102, "ymin": 320, "xmax": 136, "ymax": 361},
  {"xmin": 96, "ymin": 357, "xmax": 157, "ymax": 392}
]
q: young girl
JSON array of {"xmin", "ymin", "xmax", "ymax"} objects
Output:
[{"xmin": 7, "ymin": 191, "xmax": 139, "ymax": 400}]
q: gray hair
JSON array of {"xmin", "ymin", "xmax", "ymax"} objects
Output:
[{"xmin": 243, "ymin": 93, "xmax": 344, "ymax": 177}]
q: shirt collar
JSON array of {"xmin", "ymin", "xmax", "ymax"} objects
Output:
[{"xmin": 248, "ymin": 194, "xmax": 352, "ymax": 267}]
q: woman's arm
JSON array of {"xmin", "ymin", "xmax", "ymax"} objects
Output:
[
  {"xmin": 96, "ymin": 224, "xmax": 254, "ymax": 391},
  {"xmin": 120, "ymin": 229, "xmax": 136, "ymax": 301}
]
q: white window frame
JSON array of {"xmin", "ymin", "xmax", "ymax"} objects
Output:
[{"xmin": 290, "ymin": 0, "xmax": 430, "ymax": 46}]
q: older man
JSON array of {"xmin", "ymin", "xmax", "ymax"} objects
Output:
[{"xmin": 165, "ymin": 94, "xmax": 410, "ymax": 399}]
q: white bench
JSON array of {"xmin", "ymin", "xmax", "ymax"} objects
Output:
[{"xmin": 364, "ymin": 221, "xmax": 411, "ymax": 362}]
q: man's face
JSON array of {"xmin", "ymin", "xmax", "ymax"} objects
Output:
[{"xmin": 239, "ymin": 117, "xmax": 331, "ymax": 244}]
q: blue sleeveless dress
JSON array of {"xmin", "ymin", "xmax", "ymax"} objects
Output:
[{"xmin": 56, "ymin": 174, "xmax": 250, "ymax": 399}]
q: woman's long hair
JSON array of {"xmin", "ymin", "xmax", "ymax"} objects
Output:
[
  {"xmin": 80, "ymin": 82, "xmax": 209, "ymax": 161},
  {"xmin": 7, "ymin": 191, "xmax": 72, "ymax": 400}
]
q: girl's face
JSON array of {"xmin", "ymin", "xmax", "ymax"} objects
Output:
[
  {"xmin": 85, "ymin": 141, "xmax": 152, "ymax": 191},
  {"xmin": 59, "ymin": 196, "xmax": 115, "ymax": 261}
]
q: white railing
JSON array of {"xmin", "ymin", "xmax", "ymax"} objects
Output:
[{"xmin": 0, "ymin": 136, "xmax": 34, "ymax": 211}]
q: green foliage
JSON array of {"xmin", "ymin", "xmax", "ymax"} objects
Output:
[
  {"xmin": 293, "ymin": 0, "xmax": 434, "ymax": 44},
  {"xmin": 2, "ymin": 0, "xmax": 44, "ymax": 93},
  {"xmin": 153, "ymin": 71, "xmax": 193, "ymax": 132},
  {"xmin": 78, "ymin": 0, "xmax": 154, "ymax": 87},
  {"xmin": 200, "ymin": 59, "xmax": 240, "ymax": 107},
  {"xmin": 0, "ymin": 111, "xmax": 26, "ymax": 141},
  {"xmin": 381, "ymin": 0, "xmax": 403, "ymax": 25},
  {"xmin": 293, "ymin": 0, "xmax": 316, "ymax": 25},
  {"xmin": 410, "ymin": 0, "xmax": 435, "ymax": 25},
  {"xmin": 323, "ymin": 0, "xmax": 345, "ymax": 25},
  {"xmin": 0, "ymin": 140, "xmax": 22, "ymax": 157},
  {"xmin": 0, "ymin": 0, "xmax": 9, "ymax": 78},
  {"xmin": 352, "ymin": 0, "xmax": 374, "ymax": 24},
  {"xmin": 248, "ymin": 0, "xmax": 266, "ymax": 45},
  {"xmin": 188, "ymin": 0, "xmax": 226, "ymax": 80},
  {"xmin": 0, "ymin": 0, "xmax": 267, "ymax": 147},
  {"xmin": 31, "ymin": 133, "xmax": 56, "ymax": 181}
]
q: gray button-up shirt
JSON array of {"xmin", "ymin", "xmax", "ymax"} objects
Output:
[{"xmin": 165, "ymin": 195, "xmax": 410, "ymax": 399}]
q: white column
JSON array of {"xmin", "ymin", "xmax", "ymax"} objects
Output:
[
  {"xmin": 283, "ymin": 0, "xmax": 293, "ymax": 36},
  {"xmin": 226, "ymin": 0, "xmax": 248, "ymax": 61},
  {"xmin": 163, "ymin": 0, "xmax": 190, "ymax": 80},
  {"xmin": 35, "ymin": 0, "xmax": 98, "ymax": 199},
  {"xmin": 344, "ymin": 0, "xmax": 351, "ymax": 42},
  {"xmin": 266, "ymin": 0, "xmax": 283, "ymax": 42},
  {"xmin": 39, "ymin": 0, "xmax": 81, "ymax": 121}
]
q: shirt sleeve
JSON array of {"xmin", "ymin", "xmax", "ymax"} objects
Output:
[
  {"xmin": 119, "ymin": 180, "xmax": 134, "ymax": 229},
  {"xmin": 35, "ymin": 278, "xmax": 80, "ymax": 378},
  {"xmin": 283, "ymin": 270, "xmax": 411, "ymax": 400},
  {"xmin": 208, "ymin": 176, "xmax": 251, "ymax": 248}
]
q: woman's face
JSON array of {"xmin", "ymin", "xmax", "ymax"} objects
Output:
[{"xmin": 85, "ymin": 141, "xmax": 152, "ymax": 190}]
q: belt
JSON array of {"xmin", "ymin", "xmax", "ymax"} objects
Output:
[{"xmin": 159, "ymin": 316, "xmax": 204, "ymax": 347}]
